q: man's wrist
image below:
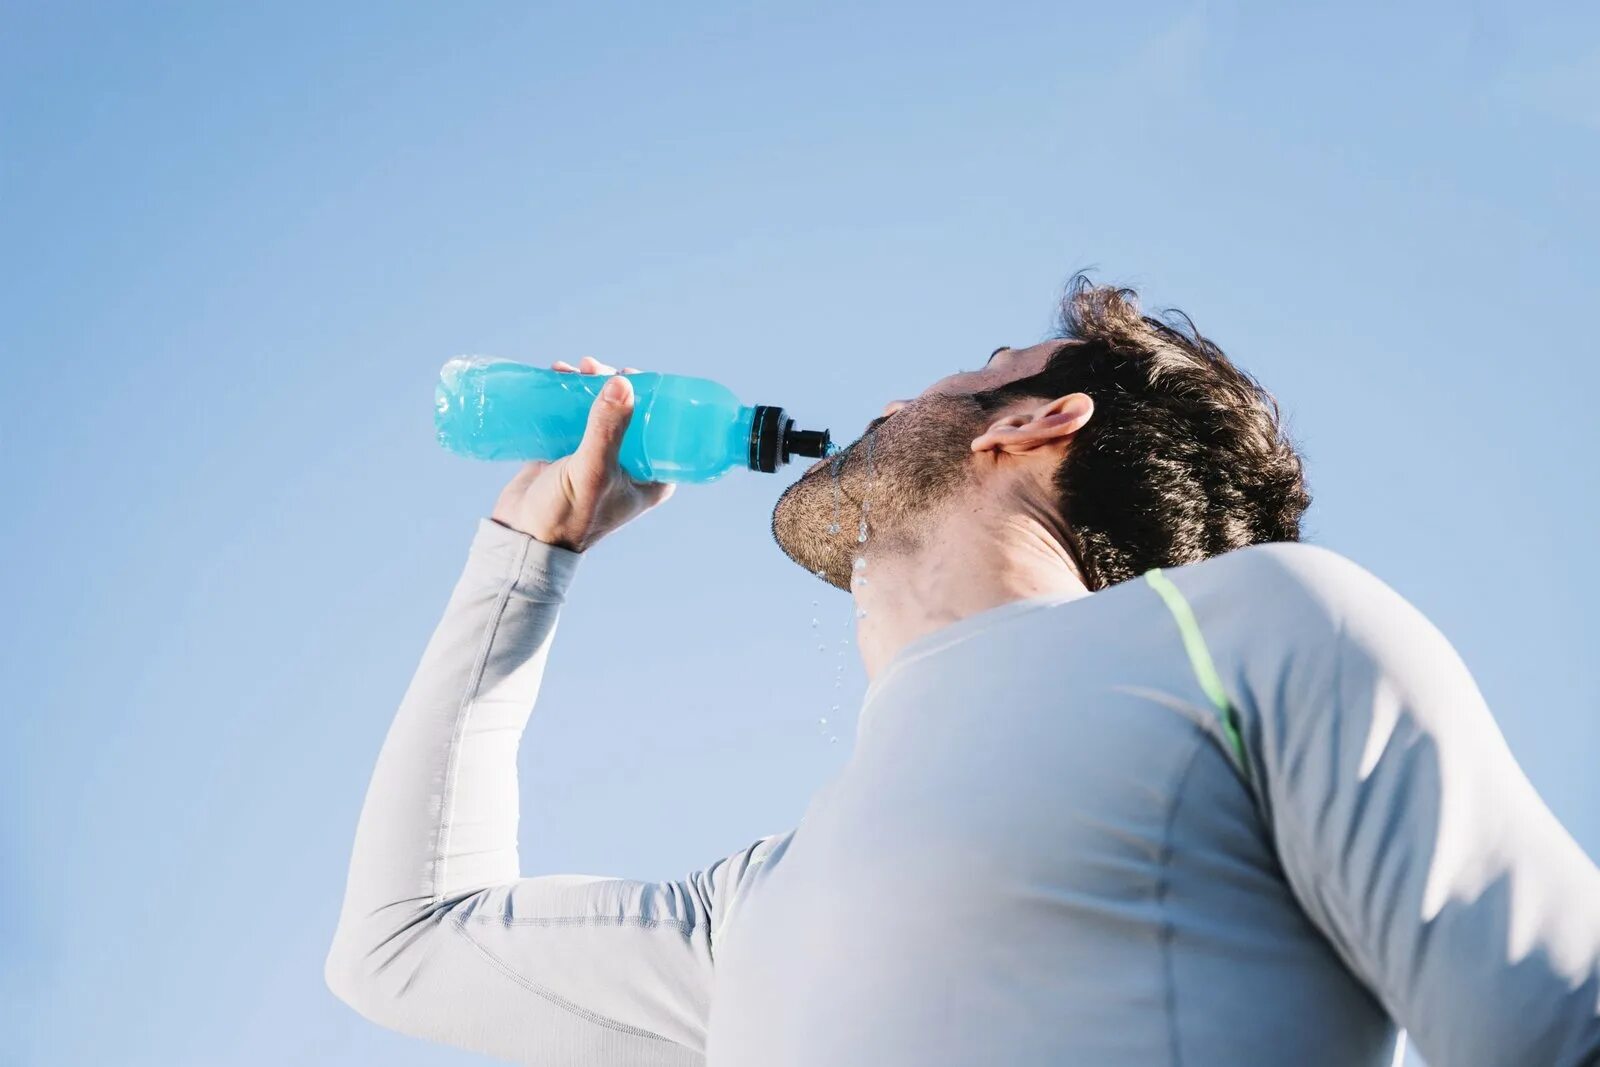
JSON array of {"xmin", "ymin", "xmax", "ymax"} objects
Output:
[{"xmin": 470, "ymin": 516, "xmax": 583, "ymax": 597}]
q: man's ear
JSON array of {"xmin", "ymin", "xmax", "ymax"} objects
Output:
[{"xmin": 970, "ymin": 393, "xmax": 1094, "ymax": 456}]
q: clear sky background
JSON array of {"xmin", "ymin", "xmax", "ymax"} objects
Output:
[{"xmin": 3, "ymin": 3, "xmax": 1596, "ymax": 1065}]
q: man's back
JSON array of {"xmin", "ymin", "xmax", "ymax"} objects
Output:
[
  {"xmin": 326, "ymin": 519, "xmax": 1600, "ymax": 1066},
  {"xmin": 708, "ymin": 541, "xmax": 1391, "ymax": 1064}
]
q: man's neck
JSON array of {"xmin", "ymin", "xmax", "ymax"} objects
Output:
[{"xmin": 851, "ymin": 498, "xmax": 1090, "ymax": 681}]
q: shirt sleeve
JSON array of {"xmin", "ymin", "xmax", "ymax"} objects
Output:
[
  {"xmin": 1245, "ymin": 547, "xmax": 1600, "ymax": 1067},
  {"xmin": 324, "ymin": 517, "xmax": 788, "ymax": 1066}
]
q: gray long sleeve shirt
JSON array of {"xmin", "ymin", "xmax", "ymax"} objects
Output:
[{"xmin": 325, "ymin": 517, "xmax": 1600, "ymax": 1066}]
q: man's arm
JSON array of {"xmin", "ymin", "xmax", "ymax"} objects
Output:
[
  {"xmin": 324, "ymin": 517, "xmax": 786, "ymax": 1065},
  {"xmin": 1243, "ymin": 547, "xmax": 1600, "ymax": 1067}
]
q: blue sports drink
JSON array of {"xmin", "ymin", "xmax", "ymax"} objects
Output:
[{"xmin": 435, "ymin": 357, "xmax": 834, "ymax": 484}]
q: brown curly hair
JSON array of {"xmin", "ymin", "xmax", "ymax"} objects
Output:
[{"xmin": 971, "ymin": 275, "xmax": 1312, "ymax": 590}]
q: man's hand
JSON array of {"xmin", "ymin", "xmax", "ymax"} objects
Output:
[{"xmin": 491, "ymin": 356, "xmax": 676, "ymax": 552}]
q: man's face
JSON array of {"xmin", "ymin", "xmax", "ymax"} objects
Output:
[{"xmin": 771, "ymin": 341, "xmax": 1065, "ymax": 590}]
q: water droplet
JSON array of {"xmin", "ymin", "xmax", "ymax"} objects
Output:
[
  {"xmin": 819, "ymin": 717, "xmax": 828, "ymax": 726},
  {"xmin": 858, "ymin": 432, "xmax": 876, "ymax": 542},
  {"xmin": 853, "ymin": 557, "xmax": 866, "ymax": 571},
  {"xmin": 817, "ymin": 643, "xmax": 826, "ymax": 651},
  {"xmin": 829, "ymin": 736, "xmax": 839, "ymax": 745},
  {"xmin": 856, "ymin": 576, "xmax": 868, "ymax": 586},
  {"xmin": 856, "ymin": 607, "xmax": 869, "ymax": 618},
  {"xmin": 827, "ymin": 451, "xmax": 845, "ymax": 538}
]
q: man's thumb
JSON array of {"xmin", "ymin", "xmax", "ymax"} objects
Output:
[{"xmin": 577, "ymin": 374, "xmax": 634, "ymax": 473}]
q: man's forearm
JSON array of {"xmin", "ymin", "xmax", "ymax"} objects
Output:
[{"xmin": 325, "ymin": 517, "xmax": 581, "ymax": 997}]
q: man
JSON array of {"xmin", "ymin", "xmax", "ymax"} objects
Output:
[{"xmin": 325, "ymin": 278, "xmax": 1600, "ymax": 1066}]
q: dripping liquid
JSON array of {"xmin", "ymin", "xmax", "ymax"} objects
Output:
[{"xmin": 817, "ymin": 430, "xmax": 876, "ymax": 747}]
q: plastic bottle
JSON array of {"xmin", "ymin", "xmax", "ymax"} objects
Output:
[{"xmin": 435, "ymin": 356, "xmax": 834, "ymax": 484}]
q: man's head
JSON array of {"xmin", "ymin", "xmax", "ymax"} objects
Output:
[{"xmin": 770, "ymin": 275, "xmax": 1311, "ymax": 591}]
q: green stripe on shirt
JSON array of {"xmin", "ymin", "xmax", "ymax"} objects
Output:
[{"xmin": 1144, "ymin": 568, "xmax": 1251, "ymax": 783}]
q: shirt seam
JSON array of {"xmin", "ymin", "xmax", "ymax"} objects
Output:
[
  {"xmin": 434, "ymin": 535, "xmax": 529, "ymax": 902},
  {"xmin": 447, "ymin": 912, "xmax": 685, "ymax": 1045},
  {"xmin": 465, "ymin": 913, "xmax": 694, "ymax": 934},
  {"xmin": 1158, "ymin": 726, "xmax": 1209, "ymax": 1067},
  {"xmin": 1143, "ymin": 570, "xmax": 1264, "ymax": 820}
]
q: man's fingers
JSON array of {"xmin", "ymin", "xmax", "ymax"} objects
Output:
[
  {"xmin": 571, "ymin": 374, "xmax": 634, "ymax": 487},
  {"xmin": 564, "ymin": 357, "xmax": 637, "ymax": 375}
]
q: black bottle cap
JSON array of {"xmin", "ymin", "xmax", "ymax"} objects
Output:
[
  {"xmin": 783, "ymin": 425, "xmax": 832, "ymax": 461},
  {"xmin": 749, "ymin": 405, "xmax": 832, "ymax": 473}
]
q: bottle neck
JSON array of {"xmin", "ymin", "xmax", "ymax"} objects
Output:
[
  {"xmin": 729, "ymin": 405, "xmax": 758, "ymax": 472},
  {"xmin": 746, "ymin": 404, "xmax": 791, "ymax": 473}
]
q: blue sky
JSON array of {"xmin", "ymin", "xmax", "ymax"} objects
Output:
[{"xmin": 3, "ymin": 2, "xmax": 1596, "ymax": 1064}]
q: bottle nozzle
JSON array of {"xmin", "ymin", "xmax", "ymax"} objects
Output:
[
  {"xmin": 783, "ymin": 426, "xmax": 832, "ymax": 460},
  {"xmin": 749, "ymin": 406, "xmax": 833, "ymax": 472}
]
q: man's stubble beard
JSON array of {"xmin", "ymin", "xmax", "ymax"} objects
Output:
[{"xmin": 770, "ymin": 393, "xmax": 988, "ymax": 591}]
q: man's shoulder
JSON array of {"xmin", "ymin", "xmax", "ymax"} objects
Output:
[
  {"xmin": 1172, "ymin": 540, "xmax": 1407, "ymax": 635},
  {"xmin": 1206, "ymin": 539, "xmax": 1379, "ymax": 591},
  {"xmin": 1164, "ymin": 544, "xmax": 1446, "ymax": 719}
]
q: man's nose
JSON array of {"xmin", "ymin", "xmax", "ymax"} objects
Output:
[{"xmin": 880, "ymin": 400, "xmax": 908, "ymax": 419}]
